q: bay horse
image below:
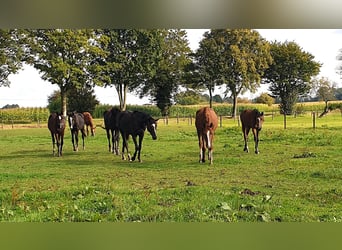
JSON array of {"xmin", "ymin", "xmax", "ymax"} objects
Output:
[
  {"xmin": 103, "ymin": 107, "xmax": 121, "ymax": 155},
  {"xmin": 83, "ymin": 112, "xmax": 96, "ymax": 136},
  {"xmin": 195, "ymin": 107, "xmax": 218, "ymax": 164},
  {"xmin": 67, "ymin": 111, "xmax": 87, "ymax": 151},
  {"xmin": 117, "ymin": 111, "xmax": 158, "ymax": 162},
  {"xmin": 48, "ymin": 113, "xmax": 66, "ymax": 157},
  {"xmin": 240, "ymin": 109, "xmax": 264, "ymax": 154}
]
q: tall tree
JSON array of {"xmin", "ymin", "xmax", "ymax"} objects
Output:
[
  {"xmin": 91, "ymin": 29, "xmax": 161, "ymax": 111},
  {"xmin": 0, "ymin": 29, "xmax": 27, "ymax": 87},
  {"xmin": 263, "ymin": 41, "xmax": 321, "ymax": 127},
  {"xmin": 27, "ymin": 29, "xmax": 97, "ymax": 116},
  {"xmin": 192, "ymin": 29, "xmax": 272, "ymax": 116},
  {"xmin": 138, "ymin": 29, "xmax": 191, "ymax": 116},
  {"xmin": 312, "ymin": 77, "xmax": 336, "ymax": 116}
]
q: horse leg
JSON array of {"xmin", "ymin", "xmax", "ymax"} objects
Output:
[
  {"xmin": 106, "ymin": 129, "xmax": 112, "ymax": 152},
  {"xmin": 51, "ymin": 132, "xmax": 56, "ymax": 156},
  {"xmin": 137, "ymin": 134, "xmax": 144, "ymax": 162},
  {"xmin": 253, "ymin": 129, "xmax": 259, "ymax": 154},
  {"xmin": 197, "ymin": 132, "xmax": 203, "ymax": 163},
  {"xmin": 243, "ymin": 127, "xmax": 250, "ymax": 153},
  {"xmin": 60, "ymin": 133, "xmax": 64, "ymax": 156},
  {"xmin": 131, "ymin": 135, "xmax": 138, "ymax": 162},
  {"xmin": 207, "ymin": 132, "xmax": 214, "ymax": 164},
  {"xmin": 74, "ymin": 131, "xmax": 79, "ymax": 151},
  {"xmin": 81, "ymin": 129, "xmax": 86, "ymax": 150},
  {"xmin": 114, "ymin": 129, "xmax": 120, "ymax": 155},
  {"xmin": 111, "ymin": 129, "xmax": 115, "ymax": 153},
  {"xmin": 121, "ymin": 133, "xmax": 130, "ymax": 161}
]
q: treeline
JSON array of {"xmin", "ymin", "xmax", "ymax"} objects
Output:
[{"xmin": 1, "ymin": 102, "xmax": 338, "ymax": 124}]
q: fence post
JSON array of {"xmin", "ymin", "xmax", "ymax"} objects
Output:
[
  {"xmin": 177, "ymin": 114, "xmax": 179, "ymax": 124},
  {"xmin": 220, "ymin": 115, "xmax": 222, "ymax": 128},
  {"xmin": 312, "ymin": 111, "xmax": 316, "ymax": 129}
]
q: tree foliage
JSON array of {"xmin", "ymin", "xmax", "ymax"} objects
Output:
[
  {"xmin": 192, "ymin": 29, "xmax": 272, "ymax": 116},
  {"xmin": 138, "ymin": 29, "xmax": 192, "ymax": 116},
  {"xmin": 263, "ymin": 41, "xmax": 321, "ymax": 115},
  {"xmin": 27, "ymin": 29, "xmax": 97, "ymax": 116},
  {"xmin": 67, "ymin": 86, "xmax": 99, "ymax": 114},
  {"xmin": 91, "ymin": 29, "xmax": 162, "ymax": 111},
  {"xmin": 255, "ymin": 92, "xmax": 275, "ymax": 106},
  {"xmin": 0, "ymin": 29, "xmax": 27, "ymax": 87},
  {"xmin": 312, "ymin": 77, "xmax": 336, "ymax": 114}
]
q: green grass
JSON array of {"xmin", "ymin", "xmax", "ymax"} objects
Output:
[{"xmin": 1, "ymin": 112, "xmax": 342, "ymax": 222}]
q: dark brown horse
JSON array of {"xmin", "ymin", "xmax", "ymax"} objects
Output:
[
  {"xmin": 240, "ymin": 109, "xmax": 264, "ymax": 154},
  {"xmin": 83, "ymin": 112, "xmax": 96, "ymax": 136},
  {"xmin": 117, "ymin": 111, "xmax": 158, "ymax": 162},
  {"xmin": 48, "ymin": 113, "xmax": 66, "ymax": 157},
  {"xmin": 195, "ymin": 107, "xmax": 218, "ymax": 164},
  {"xmin": 103, "ymin": 107, "xmax": 121, "ymax": 155},
  {"xmin": 67, "ymin": 111, "xmax": 87, "ymax": 151}
]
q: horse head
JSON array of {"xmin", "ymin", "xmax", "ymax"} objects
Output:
[
  {"xmin": 57, "ymin": 114, "xmax": 66, "ymax": 131},
  {"xmin": 146, "ymin": 117, "xmax": 159, "ymax": 140},
  {"xmin": 67, "ymin": 111, "xmax": 78, "ymax": 130},
  {"xmin": 255, "ymin": 111, "xmax": 264, "ymax": 131}
]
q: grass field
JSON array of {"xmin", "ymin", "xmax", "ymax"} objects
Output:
[{"xmin": 1, "ymin": 111, "xmax": 342, "ymax": 222}]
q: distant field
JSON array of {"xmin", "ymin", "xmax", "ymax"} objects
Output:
[{"xmin": 0, "ymin": 111, "xmax": 342, "ymax": 222}]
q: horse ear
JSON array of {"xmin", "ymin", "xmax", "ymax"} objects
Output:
[
  {"xmin": 260, "ymin": 112, "xmax": 264, "ymax": 116},
  {"xmin": 155, "ymin": 118, "xmax": 159, "ymax": 122}
]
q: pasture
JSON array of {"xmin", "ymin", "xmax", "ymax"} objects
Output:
[{"xmin": 0, "ymin": 112, "xmax": 342, "ymax": 222}]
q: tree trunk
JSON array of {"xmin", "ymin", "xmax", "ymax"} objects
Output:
[
  {"xmin": 116, "ymin": 83, "xmax": 127, "ymax": 111},
  {"xmin": 209, "ymin": 87, "xmax": 213, "ymax": 108},
  {"xmin": 232, "ymin": 94, "xmax": 238, "ymax": 118},
  {"xmin": 60, "ymin": 87, "xmax": 67, "ymax": 117}
]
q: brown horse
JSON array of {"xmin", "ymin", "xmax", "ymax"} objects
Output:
[
  {"xmin": 195, "ymin": 107, "xmax": 218, "ymax": 164},
  {"xmin": 83, "ymin": 112, "xmax": 96, "ymax": 136},
  {"xmin": 48, "ymin": 113, "xmax": 66, "ymax": 157},
  {"xmin": 240, "ymin": 109, "xmax": 264, "ymax": 154}
]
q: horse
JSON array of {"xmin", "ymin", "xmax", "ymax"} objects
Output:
[
  {"xmin": 195, "ymin": 107, "xmax": 218, "ymax": 164},
  {"xmin": 117, "ymin": 111, "xmax": 158, "ymax": 162},
  {"xmin": 47, "ymin": 113, "xmax": 66, "ymax": 157},
  {"xmin": 103, "ymin": 107, "xmax": 121, "ymax": 155},
  {"xmin": 240, "ymin": 109, "xmax": 264, "ymax": 154},
  {"xmin": 67, "ymin": 111, "xmax": 87, "ymax": 151},
  {"xmin": 83, "ymin": 112, "xmax": 96, "ymax": 136}
]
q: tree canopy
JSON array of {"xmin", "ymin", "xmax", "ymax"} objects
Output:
[
  {"xmin": 0, "ymin": 29, "xmax": 27, "ymax": 87},
  {"xmin": 191, "ymin": 29, "xmax": 272, "ymax": 116},
  {"xmin": 27, "ymin": 29, "xmax": 98, "ymax": 116},
  {"xmin": 263, "ymin": 41, "xmax": 321, "ymax": 115}
]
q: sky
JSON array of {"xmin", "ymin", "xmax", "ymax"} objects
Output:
[{"xmin": 1, "ymin": 29, "xmax": 342, "ymax": 108}]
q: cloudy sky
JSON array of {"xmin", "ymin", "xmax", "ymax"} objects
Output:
[{"xmin": 1, "ymin": 29, "xmax": 342, "ymax": 107}]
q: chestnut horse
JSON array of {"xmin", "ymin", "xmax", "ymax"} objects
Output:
[
  {"xmin": 195, "ymin": 107, "xmax": 218, "ymax": 164},
  {"xmin": 48, "ymin": 113, "xmax": 66, "ymax": 157},
  {"xmin": 83, "ymin": 112, "xmax": 96, "ymax": 136},
  {"xmin": 240, "ymin": 109, "xmax": 264, "ymax": 154}
]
